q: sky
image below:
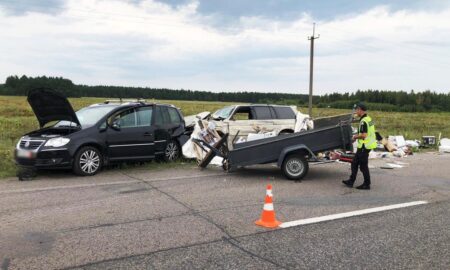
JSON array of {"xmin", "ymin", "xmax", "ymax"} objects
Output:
[{"xmin": 0, "ymin": 0, "xmax": 450, "ymax": 94}]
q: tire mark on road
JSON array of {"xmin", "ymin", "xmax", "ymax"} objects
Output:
[{"xmin": 0, "ymin": 173, "xmax": 230, "ymax": 195}]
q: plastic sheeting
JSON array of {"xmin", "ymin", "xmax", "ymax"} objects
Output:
[{"xmin": 294, "ymin": 112, "xmax": 314, "ymax": 132}]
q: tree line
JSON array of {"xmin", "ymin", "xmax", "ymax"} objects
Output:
[{"xmin": 1, "ymin": 75, "xmax": 449, "ymax": 112}]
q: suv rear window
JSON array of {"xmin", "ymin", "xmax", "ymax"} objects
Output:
[
  {"xmin": 274, "ymin": 106, "xmax": 296, "ymax": 119},
  {"xmin": 155, "ymin": 106, "xmax": 172, "ymax": 125},
  {"xmin": 168, "ymin": 107, "xmax": 181, "ymax": 124},
  {"xmin": 253, "ymin": 106, "xmax": 273, "ymax": 120}
]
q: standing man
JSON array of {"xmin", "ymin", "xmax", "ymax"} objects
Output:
[{"xmin": 343, "ymin": 102, "xmax": 377, "ymax": 190}]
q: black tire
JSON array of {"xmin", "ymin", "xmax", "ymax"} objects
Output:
[
  {"xmin": 73, "ymin": 146, "xmax": 102, "ymax": 176},
  {"xmin": 281, "ymin": 154, "xmax": 309, "ymax": 180},
  {"xmin": 164, "ymin": 140, "xmax": 180, "ymax": 162},
  {"xmin": 279, "ymin": 130, "xmax": 294, "ymax": 135}
]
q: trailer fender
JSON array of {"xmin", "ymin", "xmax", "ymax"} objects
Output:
[{"xmin": 277, "ymin": 145, "xmax": 315, "ymax": 167}]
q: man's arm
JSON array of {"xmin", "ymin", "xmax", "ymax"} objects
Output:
[{"xmin": 353, "ymin": 133, "xmax": 367, "ymax": 140}]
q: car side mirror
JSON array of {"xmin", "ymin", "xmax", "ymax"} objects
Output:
[
  {"xmin": 112, "ymin": 123, "xmax": 121, "ymax": 131},
  {"xmin": 110, "ymin": 119, "xmax": 121, "ymax": 131}
]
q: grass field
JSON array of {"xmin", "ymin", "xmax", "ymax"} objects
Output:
[{"xmin": 1, "ymin": 95, "xmax": 449, "ymax": 178}]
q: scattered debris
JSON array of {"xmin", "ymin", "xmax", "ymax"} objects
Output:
[
  {"xmin": 385, "ymin": 163, "xmax": 404, "ymax": 168},
  {"xmin": 439, "ymin": 138, "xmax": 450, "ymax": 153},
  {"xmin": 389, "ymin": 135, "xmax": 406, "ymax": 148},
  {"xmin": 182, "ymin": 119, "xmax": 224, "ymax": 166},
  {"xmin": 422, "ymin": 135, "xmax": 436, "ymax": 146}
]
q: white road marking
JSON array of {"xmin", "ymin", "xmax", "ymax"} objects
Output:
[{"xmin": 280, "ymin": 201, "xmax": 428, "ymax": 228}]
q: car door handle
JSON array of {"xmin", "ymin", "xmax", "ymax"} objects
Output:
[{"xmin": 143, "ymin": 132, "xmax": 153, "ymax": 137}]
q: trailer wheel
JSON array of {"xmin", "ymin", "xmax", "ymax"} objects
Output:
[{"xmin": 282, "ymin": 154, "xmax": 309, "ymax": 180}]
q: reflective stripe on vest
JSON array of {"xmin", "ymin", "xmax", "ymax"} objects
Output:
[{"xmin": 357, "ymin": 116, "xmax": 377, "ymax": 149}]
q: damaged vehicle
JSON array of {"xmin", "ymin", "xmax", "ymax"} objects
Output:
[
  {"xmin": 185, "ymin": 104, "xmax": 313, "ymax": 148},
  {"xmin": 15, "ymin": 88, "xmax": 186, "ymax": 177}
]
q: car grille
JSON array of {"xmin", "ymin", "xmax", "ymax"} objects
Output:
[{"xmin": 19, "ymin": 140, "xmax": 45, "ymax": 150}]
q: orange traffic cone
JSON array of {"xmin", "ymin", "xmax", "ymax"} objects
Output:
[{"xmin": 255, "ymin": 184, "xmax": 282, "ymax": 228}]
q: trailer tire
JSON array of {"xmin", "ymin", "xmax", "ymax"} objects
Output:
[{"xmin": 282, "ymin": 154, "xmax": 309, "ymax": 180}]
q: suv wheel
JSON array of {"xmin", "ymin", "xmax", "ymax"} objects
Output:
[
  {"xmin": 164, "ymin": 140, "xmax": 180, "ymax": 162},
  {"xmin": 73, "ymin": 146, "xmax": 102, "ymax": 176},
  {"xmin": 281, "ymin": 154, "xmax": 309, "ymax": 180}
]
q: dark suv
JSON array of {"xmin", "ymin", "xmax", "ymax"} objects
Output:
[{"xmin": 15, "ymin": 88, "xmax": 186, "ymax": 176}]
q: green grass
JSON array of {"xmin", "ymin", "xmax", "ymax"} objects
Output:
[{"xmin": 1, "ymin": 95, "xmax": 449, "ymax": 178}]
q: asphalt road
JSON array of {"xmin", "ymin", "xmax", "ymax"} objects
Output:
[{"xmin": 1, "ymin": 152, "xmax": 449, "ymax": 269}]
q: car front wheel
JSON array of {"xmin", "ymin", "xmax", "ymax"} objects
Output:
[{"xmin": 73, "ymin": 146, "xmax": 102, "ymax": 176}]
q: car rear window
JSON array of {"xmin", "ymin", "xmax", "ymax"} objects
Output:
[
  {"xmin": 274, "ymin": 107, "xmax": 296, "ymax": 119},
  {"xmin": 155, "ymin": 106, "xmax": 172, "ymax": 125},
  {"xmin": 253, "ymin": 106, "xmax": 273, "ymax": 120},
  {"xmin": 168, "ymin": 107, "xmax": 181, "ymax": 124}
]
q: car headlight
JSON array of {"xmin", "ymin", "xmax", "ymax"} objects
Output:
[{"xmin": 45, "ymin": 137, "xmax": 70, "ymax": 147}]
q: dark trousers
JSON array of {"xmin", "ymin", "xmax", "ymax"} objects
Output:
[{"xmin": 350, "ymin": 148, "xmax": 371, "ymax": 186}]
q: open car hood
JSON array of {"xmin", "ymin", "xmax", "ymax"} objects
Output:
[{"xmin": 27, "ymin": 88, "xmax": 80, "ymax": 128}]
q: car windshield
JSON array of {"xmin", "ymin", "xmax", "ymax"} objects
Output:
[
  {"xmin": 212, "ymin": 106, "xmax": 235, "ymax": 120},
  {"xmin": 54, "ymin": 106, "xmax": 117, "ymax": 128}
]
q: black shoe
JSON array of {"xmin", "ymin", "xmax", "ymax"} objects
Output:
[
  {"xmin": 356, "ymin": 184, "xmax": 370, "ymax": 190},
  {"xmin": 342, "ymin": 180, "xmax": 354, "ymax": 188}
]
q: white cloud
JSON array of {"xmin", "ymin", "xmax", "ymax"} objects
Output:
[{"xmin": 0, "ymin": 1, "xmax": 449, "ymax": 93}]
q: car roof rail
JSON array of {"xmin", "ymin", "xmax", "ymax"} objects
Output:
[{"xmin": 104, "ymin": 98, "xmax": 147, "ymax": 104}]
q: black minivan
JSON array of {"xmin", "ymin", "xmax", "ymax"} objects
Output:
[{"xmin": 15, "ymin": 88, "xmax": 187, "ymax": 176}]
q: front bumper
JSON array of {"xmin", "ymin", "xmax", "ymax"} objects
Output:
[{"xmin": 15, "ymin": 148, "xmax": 72, "ymax": 169}]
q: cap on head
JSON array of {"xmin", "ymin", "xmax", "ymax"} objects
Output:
[{"xmin": 356, "ymin": 102, "xmax": 367, "ymax": 111}]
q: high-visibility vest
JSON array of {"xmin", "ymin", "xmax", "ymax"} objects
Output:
[{"xmin": 357, "ymin": 115, "xmax": 377, "ymax": 149}]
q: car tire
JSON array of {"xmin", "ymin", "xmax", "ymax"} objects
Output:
[
  {"xmin": 281, "ymin": 154, "xmax": 309, "ymax": 180},
  {"xmin": 279, "ymin": 130, "xmax": 294, "ymax": 135},
  {"xmin": 164, "ymin": 140, "xmax": 180, "ymax": 162},
  {"xmin": 73, "ymin": 146, "xmax": 102, "ymax": 176}
]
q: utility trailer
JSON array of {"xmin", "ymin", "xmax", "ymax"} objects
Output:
[{"xmin": 193, "ymin": 113, "xmax": 354, "ymax": 180}]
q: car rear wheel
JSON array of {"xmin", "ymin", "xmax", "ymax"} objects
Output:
[
  {"xmin": 281, "ymin": 154, "xmax": 309, "ymax": 180},
  {"xmin": 164, "ymin": 140, "xmax": 180, "ymax": 162},
  {"xmin": 73, "ymin": 146, "xmax": 102, "ymax": 176}
]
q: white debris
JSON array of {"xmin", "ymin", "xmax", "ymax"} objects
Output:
[
  {"xmin": 405, "ymin": 140, "xmax": 420, "ymax": 148},
  {"xmin": 368, "ymin": 151, "xmax": 378, "ymax": 159},
  {"xmin": 247, "ymin": 131, "xmax": 277, "ymax": 142},
  {"xmin": 294, "ymin": 112, "xmax": 314, "ymax": 132},
  {"xmin": 389, "ymin": 136, "xmax": 406, "ymax": 148},
  {"xmin": 439, "ymin": 138, "xmax": 450, "ymax": 153},
  {"xmin": 385, "ymin": 163, "xmax": 404, "ymax": 168}
]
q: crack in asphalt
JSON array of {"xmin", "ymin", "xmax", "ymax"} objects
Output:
[{"xmin": 104, "ymin": 171, "xmax": 291, "ymax": 270}]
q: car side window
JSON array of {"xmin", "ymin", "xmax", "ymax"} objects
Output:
[
  {"xmin": 231, "ymin": 106, "xmax": 253, "ymax": 120},
  {"xmin": 154, "ymin": 106, "xmax": 163, "ymax": 125},
  {"xmin": 168, "ymin": 107, "xmax": 181, "ymax": 124},
  {"xmin": 155, "ymin": 106, "xmax": 171, "ymax": 125},
  {"xmin": 136, "ymin": 107, "xmax": 153, "ymax": 127},
  {"xmin": 253, "ymin": 106, "xmax": 272, "ymax": 120},
  {"xmin": 274, "ymin": 107, "xmax": 296, "ymax": 119},
  {"xmin": 113, "ymin": 108, "xmax": 137, "ymax": 128},
  {"xmin": 161, "ymin": 107, "xmax": 171, "ymax": 124}
]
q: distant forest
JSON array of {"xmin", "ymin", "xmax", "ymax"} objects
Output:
[{"xmin": 1, "ymin": 75, "xmax": 449, "ymax": 112}]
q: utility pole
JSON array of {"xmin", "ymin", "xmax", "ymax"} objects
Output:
[{"xmin": 308, "ymin": 23, "xmax": 319, "ymax": 117}]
